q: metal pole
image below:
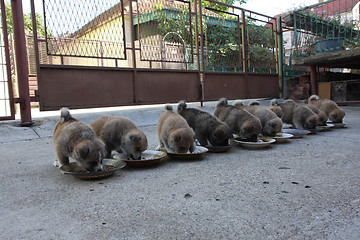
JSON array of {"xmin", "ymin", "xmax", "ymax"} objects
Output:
[
  {"xmin": 276, "ymin": 16, "xmax": 284, "ymax": 98},
  {"xmin": 241, "ymin": 10, "xmax": 248, "ymax": 98},
  {"xmin": 11, "ymin": 0, "xmax": 33, "ymax": 126},
  {"xmin": 310, "ymin": 65, "xmax": 317, "ymax": 95}
]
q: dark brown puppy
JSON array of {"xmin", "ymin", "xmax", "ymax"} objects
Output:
[
  {"xmin": 309, "ymin": 95, "xmax": 345, "ymax": 123},
  {"xmin": 234, "ymin": 101, "xmax": 283, "ymax": 137},
  {"xmin": 156, "ymin": 105, "xmax": 196, "ymax": 153},
  {"xmin": 276, "ymin": 99, "xmax": 319, "ymax": 130},
  {"xmin": 53, "ymin": 108, "xmax": 106, "ymax": 172},
  {"xmin": 214, "ymin": 98, "xmax": 262, "ymax": 141},
  {"xmin": 177, "ymin": 100, "xmax": 231, "ymax": 147},
  {"xmin": 91, "ymin": 116, "xmax": 148, "ymax": 160}
]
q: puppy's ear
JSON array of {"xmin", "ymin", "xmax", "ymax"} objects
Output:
[
  {"xmin": 130, "ymin": 135, "xmax": 141, "ymax": 143},
  {"xmin": 77, "ymin": 146, "xmax": 89, "ymax": 159},
  {"xmin": 174, "ymin": 135, "xmax": 181, "ymax": 143}
]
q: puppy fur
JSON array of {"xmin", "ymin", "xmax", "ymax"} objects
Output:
[
  {"xmin": 156, "ymin": 105, "xmax": 196, "ymax": 153},
  {"xmin": 53, "ymin": 108, "xmax": 106, "ymax": 172},
  {"xmin": 214, "ymin": 98, "xmax": 262, "ymax": 141},
  {"xmin": 177, "ymin": 100, "xmax": 231, "ymax": 147},
  {"xmin": 278, "ymin": 99, "xmax": 319, "ymax": 130},
  {"xmin": 234, "ymin": 101, "xmax": 283, "ymax": 137},
  {"xmin": 299, "ymin": 103, "xmax": 328, "ymax": 126},
  {"xmin": 91, "ymin": 116, "xmax": 148, "ymax": 160},
  {"xmin": 309, "ymin": 95, "xmax": 345, "ymax": 123}
]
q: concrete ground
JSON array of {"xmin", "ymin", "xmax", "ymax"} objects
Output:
[{"xmin": 1, "ymin": 100, "xmax": 360, "ymax": 240}]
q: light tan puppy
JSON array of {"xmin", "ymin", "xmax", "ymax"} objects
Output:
[
  {"xmin": 234, "ymin": 101, "xmax": 283, "ymax": 137},
  {"xmin": 91, "ymin": 116, "xmax": 148, "ymax": 160},
  {"xmin": 276, "ymin": 99, "xmax": 319, "ymax": 130},
  {"xmin": 309, "ymin": 95, "xmax": 345, "ymax": 123},
  {"xmin": 156, "ymin": 105, "xmax": 196, "ymax": 153},
  {"xmin": 53, "ymin": 108, "xmax": 106, "ymax": 172},
  {"xmin": 214, "ymin": 98, "xmax": 262, "ymax": 141},
  {"xmin": 249, "ymin": 100, "xmax": 283, "ymax": 118}
]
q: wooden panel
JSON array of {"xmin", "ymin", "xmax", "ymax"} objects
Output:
[
  {"xmin": 135, "ymin": 70, "xmax": 200, "ymax": 103},
  {"xmin": 38, "ymin": 66, "xmax": 134, "ymax": 110},
  {"xmin": 203, "ymin": 72, "xmax": 246, "ymax": 101},
  {"xmin": 319, "ymin": 82, "xmax": 331, "ymax": 99},
  {"xmin": 246, "ymin": 73, "xmax": 279, "ymax": 98}
]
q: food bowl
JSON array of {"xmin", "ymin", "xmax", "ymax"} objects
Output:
[
  {"xmin": 59, "ymin": 159, "xmax": 126, "ymax": 179},
  {"xmin": 204, "ymin": 145, "xmax": 231, "ymax": 153},
  {"xmin": 113, "ymin": 150, "xmax": 167, "ymax": 167},
  {"xmin": 161, "ymin": 146, "xmax": 208, "ymax": 160},
  {"xmin": 233, "ymin": 137, "xmax": 276, "ymax": 149},
  {"xmin": 327, "ymin": 121, "xmax": 346, "ymax": 128},
  {"xmin": 273, "ymin": 133, "xmax": 293, "ymax": 143},
  {"xmin": 281, "ymin": 128, "xmax": 311, "ymax": 138},
  {"xmin": 308, "ymin": 126, "xmax": 324, "ymax": 134},
  {"xmin": 318, "ymin": 123, "xmax": 334, "ymax": 131}
]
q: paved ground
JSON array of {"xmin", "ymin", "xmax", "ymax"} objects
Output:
[{"xmin": 1, "ymin": 100, "xmax": 360, "ymax": 240}]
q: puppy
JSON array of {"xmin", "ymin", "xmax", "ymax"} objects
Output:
[
  {"xmin": 177, "ymin": 100, "xmax": 231, "ymax": 147},
  {"xmin": 91, "ymin": 116, "xmax": 148, "ymax": 160},
  {"xmin": 269, "ymin": 99, "xmax": 284, "ymax": 118},
  {"xmin": 234, "ymin": 101, "xmax": 283, "ymax": 137},
  {"xmin": 156, "ymin": 105, "xmax": 196, "ymax": 153},
  {"xmin": 53, "ymin": 108, "xmax": 106, "ymax": 172},
  {"xmin": 248, "ymin": 100, "xmax": 283, "ymax": 118},
  {"xmin": 214, "ymin": 98, "xmax": 262, "ymax": 141},
  {"xmin": 278, "ymin": 99, "xmax": 319, "ymax": 130},
  {"xmin": 309, "ymin": 95, "xmax": 345, "ymax": 123},
  {"xmin": 299, "ymin": 103, "xmax": 328, "ymax": 126}
]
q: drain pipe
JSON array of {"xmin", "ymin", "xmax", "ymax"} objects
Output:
[{"xmin": 11, "ymin": 0, "xmax": 33, "ymax": 126}]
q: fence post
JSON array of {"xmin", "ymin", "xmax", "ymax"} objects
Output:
[
  {"xmin": 276, "ymin": 16, "xmax": 284, "ymax": 98},
  {"xmin": 11, "ymin": 0, "xmax": 33, "ymax": 126},
  {"xmin": 241, "ymin": 10, "xmax": 248, "ymax": 98}
]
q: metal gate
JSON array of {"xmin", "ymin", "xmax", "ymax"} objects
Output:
[
  {"xmin": 0, "ymin": 0, "xmax": 15, "ymax": 120},
  {"xmin": 10, "ymin": 0, "xmax": 282, "ymax": 113}
]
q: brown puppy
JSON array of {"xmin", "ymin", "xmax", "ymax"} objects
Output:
[
  {"xmin": 277, "ymin": 99, "xmax": 319, "ymax": 130},
  {"xmin": 309, "ymin": 95, "xmax": 345, "ymax": 123},
  {"xmin": 248, "ymin": 100, "xmax": 283, "ymax": 118},
  {"xmin": 214, "ymin": 98, "xmax": 262, "ymax": 141},
  {"xmin": 156, "ymin": 105, "xmax": 196, "ymax": 153},
  {"xmin": 234, "ymin": 101, "xmax": 283, "ymax": 137},
  {"xmin": 299, "ymin": 103, "xmax": 328, "ymax": 126},
  {"xmin": 177, "ymin": 100, "xmax": 231, "ymax": 147},
  {"xmin": 91, "ymin": 116, "xmax": 148, "ymax": 160},
  {"xmin": 53, "ymin": 108, "xmax": 106, "ymax": 172}
]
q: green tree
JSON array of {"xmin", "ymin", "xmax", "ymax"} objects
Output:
[{"xmin": 4, "ymin": 2, "xmax": 47, "ymax": 36}]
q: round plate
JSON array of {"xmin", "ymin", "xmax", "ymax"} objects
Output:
[
  {"xmin": 281, "ymin": 128, "xmax": 311, "ymax": 138},
  {"xmin": 309, "ymin": 126, "xmax": 324, "ymax": 134},
  {"xmin": 318, "ymin": 123, "xmax": 334, "ymax": 131},
  {"xmin": 113, "ymin": 150, "xmax": 167, "ymax": 167},
  {"xmin": 59, "ymin": 159, "xmax": 126, "ymax": 179},
  {"xmin": 205, "ymin": 145, "xmax": 231, "ymax": 153},
  {"xmin": 162, "ymin": 146, "xmax": 208, "ymax": 160},
  {"xmin": 233, "ymin": 137, "xmax": 276, "ymax": 149},
  {"xmin": 327, "ymin": 121, "xmax": 346, "ymax": 128},
  {"xmin": 273, "ymin": 133, "xmax": 293, "ymax": 143}
]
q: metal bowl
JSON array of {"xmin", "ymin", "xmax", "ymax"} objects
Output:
[
  {"xmin": 233, "ymin": 137, "xmax": 276, "ymax": 150},
  {"xmin": 281, "ymin": 128, "xmax": 311, "ymax": 138},
  {"xmin": 59, "ymin": 159, "xmax": 126, "ymax": 179},
  {"xmin": 327, "ymin": 121, "xmax": 346, "ymax": 128},
  {"xmin": 113, "ymin": 150, "xmax": 167, "ymax": 167},
  {"xmin": 273, "ymin": 133, "xmax": 293, "ymax": 143},
  {"xmin": 163, "ymin": 146, "xmax": 208, "ymax": 160}
]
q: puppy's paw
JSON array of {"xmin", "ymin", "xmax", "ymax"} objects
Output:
[
  {"xmin": 53, "ymin": 160, "xmax": 60, "ymax": 168},
  {"xmin": 155, "ymin": 145, "xmax": 161, "ymax": 151}
]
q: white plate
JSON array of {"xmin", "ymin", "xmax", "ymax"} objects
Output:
[
  {"xmin": 113, "ymin": 150, "xmax": 167, "ymax": 167},
  {"xmin": 327, "ymin": 121, "xmax": 346, "ymax": 128},
  {"xmin": 159, "ymin": 146, "xmax": 208, "ymax": 160},
  {"xmin": 281, "ymin": 128, "xmax": 311, "ymax": 138},
  {"xmin": 274, "ymin": 133, "xmax": 293, "ymax": 143},
  {"xmin": 233, "ymin": 137, "xmax": 276, "ymax": 149}
]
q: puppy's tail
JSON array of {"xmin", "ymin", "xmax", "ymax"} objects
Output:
[
  {"xmin": 248, "ymin": 100, "xmax": 260, "ymax": 106},
  {"xmin": 217, "ymin": 98, "xmax": 228, "ymax": 107},
  {"xmin": 60, "ymin": 107, "xmax": 72, "ymax": 123},
  {"xmin": 177, "ymin": 100, "xmax": 187, "ymax": 112},
  {"xmin": 309, "ymin": 95, "xmax": 320, "ymax": 102},
  {"xmin": 165, "ymin": 104, "xmax": 173, "ymax": 111},
  {"xmin": 233, "ymin": 101, "xmax": 244, "ymax": 107}
]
